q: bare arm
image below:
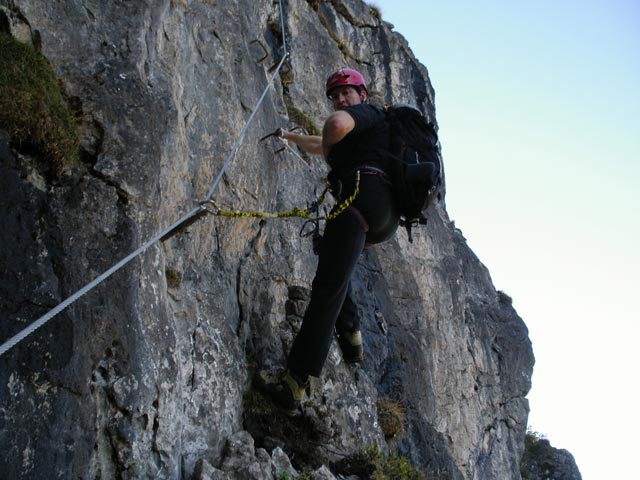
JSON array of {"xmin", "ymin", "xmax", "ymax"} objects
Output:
[
  {"xmin": 280, "ymin": 110, "xmax": 355, "ymax": 160},
  {"xmin": 321, "ymin": 111, "xmax": 355, "ymax": 159},
  {"xmin": 281, "ymin": 130, "xmax": 323, "ymax": 156}
]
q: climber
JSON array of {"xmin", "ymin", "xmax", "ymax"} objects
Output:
[{"xmin": 259, "ymin": 68, "xmax": 400, "ymax": 410}]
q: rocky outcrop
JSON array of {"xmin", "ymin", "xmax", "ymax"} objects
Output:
[
  {"xmin": 0, "ymin": 1, "xmax": 534, "ymax": 479},
  {"xmin": 521, "ymin": 434, "xmax": 583, "ymax": 480}
]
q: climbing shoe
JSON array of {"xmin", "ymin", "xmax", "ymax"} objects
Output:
[
  {"xmin": 256, "ymin": 369, "xmax": 309, "ymax": 412},
  {"xmin": 337, "ymin": 329, "xmax": 364, "ymax": 364}
]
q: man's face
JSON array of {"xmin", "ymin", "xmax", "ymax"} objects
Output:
[{"xmin": 328, "ymin": 86, "xmax": 366, "ymax": 110}]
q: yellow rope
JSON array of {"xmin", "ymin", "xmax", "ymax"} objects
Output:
[{"xmin": 203, "ymin": 171, "xmax": 360, "ymax": 222}]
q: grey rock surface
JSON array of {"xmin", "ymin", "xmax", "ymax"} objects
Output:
[
  {"xmin": 521, "ymin": 436, "xmax": 583, "ymax": 480},
  {"xmin": 1, "ymin": 1, "xmax": 539, "ymax": 479}
]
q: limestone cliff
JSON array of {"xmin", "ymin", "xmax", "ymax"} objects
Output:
[
  {"xmin": 520, "ymin": 434, "xmax": 583, "ymax": 480},
  {"xmin": 0, "ymin": 1, "xmax": 535, "ymax": 479}
]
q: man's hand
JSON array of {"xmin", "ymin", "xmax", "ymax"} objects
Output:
[{"xmin": 281, "ymin": 129, "xmax": 323, "ymax": 156}]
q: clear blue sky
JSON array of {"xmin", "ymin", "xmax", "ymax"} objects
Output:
[{"xmin": 371, "ymin": 1, "xmax": 640, "ymax": 478}]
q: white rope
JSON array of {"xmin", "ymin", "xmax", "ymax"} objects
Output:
[{"xmin": 0, "ymin": 0, "xmax": 290, "ymax": 358}]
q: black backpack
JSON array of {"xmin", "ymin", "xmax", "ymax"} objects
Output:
[{"xmin": 385, "ymin": 104, "xmax": 443, "ymax": 242}]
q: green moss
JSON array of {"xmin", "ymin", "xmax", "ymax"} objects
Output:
[
  {"xmin": 0, "ymin": 33, "xmax": 79, "ymax": 173},
  {"xmin": 283, "ymin": 96, "xmax": 320, "ymax": 136},
  {"xmin": 242, "ymin": 389, "xmax": 275, "ymax": 416}
]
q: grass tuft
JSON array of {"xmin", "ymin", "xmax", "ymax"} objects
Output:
[
  {"xmin": 376, "ymin": 398, "xmax": 406, "ymax": 440},
  {"xmin": 0, "ymin": 33, "xmax": 79, "ymax": 173}
]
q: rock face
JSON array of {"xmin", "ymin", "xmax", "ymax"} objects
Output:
[
  {"xmin": 521, "ymin": 435, "xmax": 583, "ymax": 480},
  {"xmin": 0, "ymin": 1, "xmax": 535, "ymax": 479}
]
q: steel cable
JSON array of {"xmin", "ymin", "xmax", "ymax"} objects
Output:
[{"xmin": 0, "ymin": 0, "xmax": 289, "ymax": 358}]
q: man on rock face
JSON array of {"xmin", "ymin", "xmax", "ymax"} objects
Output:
[{"xmin": 260, "ymin": 68, "xmax": 399, "ymax": 410}]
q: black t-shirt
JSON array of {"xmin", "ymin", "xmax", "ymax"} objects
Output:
[{"xmin": 327, "ymin": 104, "xmax": 390, "ymax": 178}]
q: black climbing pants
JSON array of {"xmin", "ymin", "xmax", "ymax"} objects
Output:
[{"xmin": 287, "ymin": 173, "xmax": 398, "ymax": 378}]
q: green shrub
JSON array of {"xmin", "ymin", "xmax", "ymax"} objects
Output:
[
  {"xmin": 367, "ymin": 446, "xmax": 426, "ymax": 480},
  {"xmin": 497, "ymin": 290, "xmax": 513, "ymax": 305},
  {"xmin": 521, "ymin": 428, "xmax": 553, "ymax": 479},
  {"xmin": 0, "ymin": 33, "xmax": 79, "ymax": 172}
]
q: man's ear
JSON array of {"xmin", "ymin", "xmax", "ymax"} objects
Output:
[{"xmin": 359, "ymin": 89, "xmax": 368, "ymax": 103}]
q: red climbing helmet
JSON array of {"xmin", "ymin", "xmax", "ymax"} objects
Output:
[{"xmin": 325, "ymin": 68, "xmax": 368, "ymax": 98}]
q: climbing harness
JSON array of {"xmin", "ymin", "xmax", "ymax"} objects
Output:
[{"xmin": 0, "ymin": 0, "xmax": 317, "ymax": 358}]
